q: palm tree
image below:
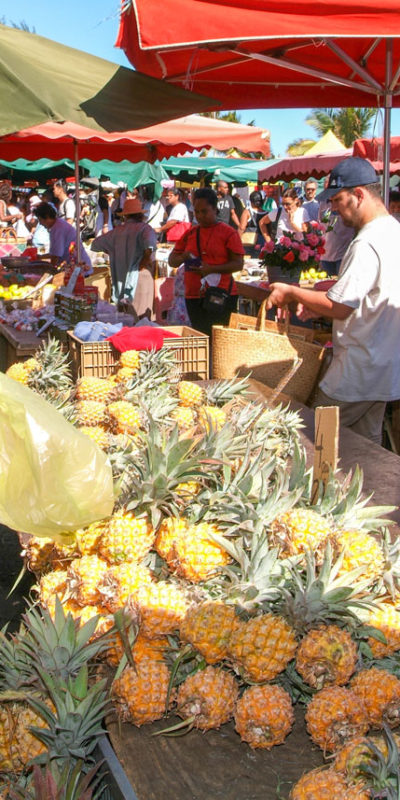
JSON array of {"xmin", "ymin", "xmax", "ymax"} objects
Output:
[
  {"xmin": 306, "ymin": 108, "xmax": 377, "ymax": 148},
  {"xmin": 202, "ymin": 110, "xmax": 255, "ymax": 125},
  {"xmin": 286, "ymin": 138, "xmax": 316, "ymax": 156}
]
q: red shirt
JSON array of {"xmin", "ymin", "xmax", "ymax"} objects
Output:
[{"xmin": 173, "ymin": 222, "xmax": 244, "ymax": 299}]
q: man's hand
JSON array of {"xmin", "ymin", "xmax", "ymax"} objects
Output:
[{"xmin": 266, "ymin": 282, "xmax": 294, "ymax": 310}]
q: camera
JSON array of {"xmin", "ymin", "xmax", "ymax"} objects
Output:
[{"xmin": 184, "ymin": 253, "xmax": 202, "ymax": 271}]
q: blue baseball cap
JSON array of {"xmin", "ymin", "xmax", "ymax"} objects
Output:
[{"xmin": 317, "ymin": 157, "xmax": 378, "ymax": 201}]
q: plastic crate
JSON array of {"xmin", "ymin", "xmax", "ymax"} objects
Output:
[{"xmin": 68, "ymin": 325, "xmax": 209, "ymax": 381}]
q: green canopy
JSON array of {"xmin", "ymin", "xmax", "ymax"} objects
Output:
[
  {"xmin": 160, "ymin": 155, "xmax": 277, "ymax": 182},
  {"xmin": 0, "ymin": 24, "xmax": 217, "ymax": 136}
]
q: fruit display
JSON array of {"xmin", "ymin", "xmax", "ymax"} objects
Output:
[{"xmin": 3, "ymin": 338, "xmax": 400, "ymax": 798}]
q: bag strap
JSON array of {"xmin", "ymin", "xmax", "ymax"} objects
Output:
[{"xmin": 258, "ymin": 299, "xmax": 290, "ymax": 333}]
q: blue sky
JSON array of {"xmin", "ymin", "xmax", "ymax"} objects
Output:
[{"xmin": 3, "ymin": 0, "xmax": 400, "ymax": 157}]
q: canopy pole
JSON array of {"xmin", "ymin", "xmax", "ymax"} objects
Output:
[
  {"xmin": 383, "ymin": 39, "xmax": 393, "ymax": 208},
  {"xmin": 74, "ymin": 139, "xmax": 81, "ymax": 262}
]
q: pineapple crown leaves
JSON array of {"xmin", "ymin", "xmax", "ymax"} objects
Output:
[
  {"xmin": 18, "ymin": 600, "xmax": 112, "ymax": 686},
  {"xmin": 204, "ymin": 375, "xmax": 250, "ymax": 407},
  {"xmin": 356, "ymin": 724, "xmax": 400, "ymax": 799},
  {"xmin": 277, "ymin": 541, "xmax": 376, "ymax": 636},
  {"xmin": 26, "ymin": 664, "xmax": 109, "ymax": 762},
  {"xmin": 274, "ymin": 660, "xmax": 315, "ymax": 706},
  {"xmin": 29, "ymin": 337, "xmax": 73, "ymax": 392},
  {"xmin": 0, "ymin": 627, "xmax": 36, "ymax": 692},
  {"xmin": 5, "ymin": 760, "xmax": 105, "ymax": 800},
  {"xmin": 123, "ymin": 348, "xmax": 178, "ymax": 398},
  {"xmin": 206, "ymin": 530, "xmax": 286, "ymax": 610},
  {"xmin": 309, "ymin": 466, "xmax": 396, "ymax": 531},
  {"xmin": 377, "ymin": 529, "xmax": 400, "ymax": 598}
]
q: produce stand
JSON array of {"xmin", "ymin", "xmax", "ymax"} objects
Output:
[
  {"xmin": 102, "ymin": 383, "xmax": 400, "ymax": 799},
  {"xmin": 0, "ymin": 322, "xmax": 42, "ymax": 371}
]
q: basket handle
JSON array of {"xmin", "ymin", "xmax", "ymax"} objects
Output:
[
  {"xmin": 269, "ymin": 356, "xmax": 303, "ymax": 405},
  {"xmin": 258, "ymin": 299, "xmax": 290, "ymax": 333}
]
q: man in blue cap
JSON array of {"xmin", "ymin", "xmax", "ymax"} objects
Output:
[{"xmin": 267, "ymin": 157, "xmax": 400, "ymax": 445}]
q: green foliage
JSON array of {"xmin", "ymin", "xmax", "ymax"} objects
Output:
[{"xmin": 306, "ymin": 107, "xmax": 377, "ymax": 147}]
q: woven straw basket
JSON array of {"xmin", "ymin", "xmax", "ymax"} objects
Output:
[{"xmin": 212, "ymin": 300, "xmax": 326, "ymax": 404}]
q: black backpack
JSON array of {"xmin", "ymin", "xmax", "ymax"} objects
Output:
[{"xmin": 81, "ymin": 196, "xmax": 98, "ymax": 241}]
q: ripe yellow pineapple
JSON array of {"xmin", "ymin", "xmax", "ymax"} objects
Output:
[
  {"xmin": 175, "ymin": 481, "xmax": 201, "ymax": 499},
  {"xmin": 198, "ymin": 405, "xmax": 227, "ymax": 432},
  {"xmin": 37, "ymin": 569, "xmax": 68, "ymax": 608},
  {"xmin": 177, "ymin": 380, "xmax": 204, "ymax": 407},
  {"xmin": 5, "ymin": 361, "xmax": 31, "ymax": 385},
  {"xmin": 234, "ymin": 684, "xmax": 294, "ymax": 749},
  {"xmin": 112, "ymin": 658, "xmax": 175, "ymax": 726},
  {"xmin": 227, "ymin": 612, "xmax": 297, "ymax": 683},
  {"xmin": 333, "ymin": 731, "xmax": 400, "ymax": 780},
  {"xmin": 106, "ymin": 400, "xmax": 141, "ymax": 434},
  {"xmin": 119, "ymin": 350, "xmax": 140, "ymax": 371},
  {"xmin": 78, "ymin": 425, "xmax": 109, "ymax": 449},
  {"xmin": 295, "ymin": 625, "xmax": 358, "ymax": 689},
  {"xmin": 270, "ymin": 507, "xmax": 332, "ymax": 557},
  {"xmin": 180, "ymin": 601, "xmax": 239, "ymax": 664},
  {"xmin": 75, "ymin": 376, "xmax": 115, "ymax": 403},
  {"xmin": 365, "ymin": 601, "xmax": 400, "ymax": 658},
  {"xmin": 75, "ymin": 400, "xmax": 106, "ymax": 427},
  {"xmin": 114, "ymin": 366, "xmax": 137, "ymax": 384},
  {"xmin": 67, "ymin": 554, "xmax": 109, "ymax": 607},
  {"xmin": 0, "ymin": 703, "xmax": 49, "ymax": 772},
  {"xmin": 105, "ymin": 631, "xmax": 169, "ymax": 668},
  {"xmin": 305, "ymin": 686, "xmax": 369, "ymax": 752},
  {"xmin": 176, "ymin": 665, "xmax": 239, "ymax": 730},
  {"xmin": 75, "ymin": 519, "xmax": 108, "ymax": 556},
  {"xmin": 170, "ymin": 521, "xmax": 231, "ymax": 583},
  {"xmin": 171, "ymin": 405, "xmax": 196, "ymax": 430},
  {"xmin": 333, "ymin": 529, "xmax": 385, "ymax": 584},
  {"xmin": 98, "ymin": 511, "xmax": 154, "ymax": 565},
  {"xmin": 136, "ymin": 581, "xmax": 188, "ymax": 637},
  {"xmin": 22, "ymin": 536, "xmax": 75, "ymax": 576},
  {"xmin": 351, "ymin": 667, "xmax": 400, "ymax": 728},
  {"xmin": 99, "ymin": 561, "xmax": 153, "ymax": 613},
  {"xmin": 290, "ymin": 767, "xmax": 369, "ymax": 800}
]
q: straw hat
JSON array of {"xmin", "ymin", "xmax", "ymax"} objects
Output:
[{"xmin": 119, "ymin": 197, "xmax": 143, "ymax": 215}]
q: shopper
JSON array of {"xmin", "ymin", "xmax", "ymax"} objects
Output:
[
  {"xmin": 168, "ymin": 187, "xmax": 244, "ymax": 337},
  {"xmin": 91, "ymin": 196, "xmax": 156, "ymax": 319},
  {"xmin": 259, "ymin": 187, "xmax": 310, "ymax": 241},
  {"xmin": 156, "ymin": 188, "xmax": 189, "ymax": 241},
  {"xmin": 215, "ymin": 181, "xmax": 241, "ymax": 229},
  {"xmin": 266, "ymin": 157, "xmax": 400, "ymax": 444},
  {"xmin": 53, "ymin": 180, "xmax": 76, "ymax": 225}
]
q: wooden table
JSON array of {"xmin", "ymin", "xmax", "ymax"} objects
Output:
[{"xmin": 0, "ymin": 322, "xmax": 42, "ymax": 371}]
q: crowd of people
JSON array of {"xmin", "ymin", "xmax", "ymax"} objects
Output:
[{"xmin": 1, "ymin": 159, "xmax": 400, "ymax": 446}]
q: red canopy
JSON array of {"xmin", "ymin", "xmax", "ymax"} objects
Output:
[
  {"xmin": 258, "ymin": 150, "xmax": 352, "ymax": 182},
  {"xmin": 0, "ymin": 115, "xmax": 270, "ymax": 162},
  {"xmin": 353, "ymin": 137, "xmax": 400, "ymax": 161},
  {"xmin": 117, "ymin": 1, "xmax": 400, "ymax": 110}
]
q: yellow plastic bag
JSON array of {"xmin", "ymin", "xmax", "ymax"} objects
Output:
[{"xmin": 0, "ymin": 374, "xmax": 114, "ymax": 542}]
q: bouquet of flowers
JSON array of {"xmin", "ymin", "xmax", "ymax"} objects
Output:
[{"xmin": 259, "ymin": 221, "xmax": 327, "ymax": 275}]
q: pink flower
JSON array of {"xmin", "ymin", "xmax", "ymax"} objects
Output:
[
  {"xmin": 291, "ymin": 241, "xmax": 300, "ymax": 250},
  {"xmin": 306, "ymin": 233, "xmax": 319, "ymax": 246},
  {"xmin": 280, "ymin": 236, "xmax": 292, "ymax": 248},
  {"xmin": 299, "ymin": 248, "xmax": 310, "ymax": 262},
  {"xmin": 315, "ymin": 253, "xmax": 322, "ymax": 261},
  {"xmin": 263, "ymin": 240, "xmax": 275, "ymax": 253}
]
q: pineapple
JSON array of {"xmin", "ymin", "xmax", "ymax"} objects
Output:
[
  {"xmin": 106, "ymin": 400, "xmax": 141, "ymax": 434},
  {"xmin": 198, "ymin": 405, "xmax": 227, "ymax": 432},
  {"xmin": 75, "ymin": 376, "xmax": 114, "ymax": 403},
  {"xmin": 78, "ymin": 424, "xmax": 109, "ymax": 449},
  {"xmin": 176, "ymin": 665, "xmax": 239, "ymax": 730},
  {"xmin": 66, "ymin": 554, "xmax": 109, "ymax": 607},
  {"xmin": 333, "ymin": 735, "xmax": 386, "ymax": 781},
  {"xmin": 175, "ymin": 481, "xmax": 201, "ymax": 499},
  {"xmin": 177, "ymin": 380, "xmax": 204, "ymax": 407},
  {"xmin": 74, "ymin": 400, "xmax": 106, "ymax": 427},
  {"xmin": 119, "ymin": 350, "xmax": 140, "ymax": 371},
  {"xmin": 305, "ymin": 686, "xmax": 369, "ymax": 752},
  {"xmin": 351, "ymin": 668, "xmax": 400, "ymax": 728},
  {"xmin": 270, "ymin": 507, "xmax": 332, "ymax": 557},
  {"xmin": 112, "ymin": 658, "xmax": 174, "ymax": 726},
  {"xmin": 295, "ymin": 625, "xmax": 358, "ymax": 689},
  {"xmin": 180, "ymin": 601, "xmax": 239, "ymax": 664},
  {"xmin": 136, "ymin": 581, "xmax": 188, "ymax": 638},
  {"xmin": 227, "ymin": 612, "xmax": 297, "ymax": 683},
  {"xmin": 333, "ymin": 529, "xmax": 385, "ymax": 584},
  {"xmin": 5, "ymin": 361, "xmax": 31, "ymax": 384},
  {"xmin": 155, "ymin": 517, "xmax": 188, "ymax": 563},
  {"xmin": 290, "ymin": 767, "xmax": 369, "ymax": 800},
  {"xmin": 171, "ymin": 405, "xmax": 196, "ymax": 430},
  {"xmin": 75, "ymin": 520, "xmax": 108, "ymax": 556},
  {"xmin": 333, "ymin": 729, "xmax": 400, "ymax": 795},
  {"xmin": 234, "ymin": 684, "xmax": 294, "ymax": 749},
  {"xmin": 105, "ymin": 631, "xmax": 169, "ymax": 668},
  {"xmin": 37, "ymin": 569, "xmax": 68, "ymax": 608},
  {"xmin": 99, "ymin": 561, "xmax": 153, "ymax": 613},
  {"xmin": 365, "ymin": 601, "xmax": 400, "ymax": 658},
  {"xmin": 98, "ymin": 511, "xmax": 154, "ymax": 565},
  {"xmin": 21, "ymin": 537, "xmax": 75, "ymax": 576},
  {"xmin": 167, "ymin": 521, "xmax": 231, "ymax": 583},
  {"xmin": 0, "ymin": 704, "xmax": 49, "ymax": 773},
  {"xmin": 113, "ymin": 366, "xmax": 137, "ymax": 384}
]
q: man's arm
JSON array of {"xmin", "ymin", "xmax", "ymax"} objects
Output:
[{"xmin": 266, "ymin": 283, "xmax": 353, "ymax": 321}]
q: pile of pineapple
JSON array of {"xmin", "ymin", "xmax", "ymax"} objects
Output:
[{"xmin": 5, "ymin": 338, "xmax": 400, "ymax": 798}]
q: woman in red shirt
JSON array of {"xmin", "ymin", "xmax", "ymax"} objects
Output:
[{"xmin": 168, "ymin": 188, "xmax": 244, "ymax": 337}]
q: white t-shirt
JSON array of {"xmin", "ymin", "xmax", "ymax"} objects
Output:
[
  {"xmin": 320, "ymin": 214, "xmax": 400, "ymax": 402},
  {"xmin": 268, "ymin": 206, "xmax": 310, "ymax": 238},
  {"xmin": 168, "ymin": 202, "xmax": 189, "ymax": 223},
  {"xmin": 144, "ymin": 200, "xmax": 165, "ymax": 230}
]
